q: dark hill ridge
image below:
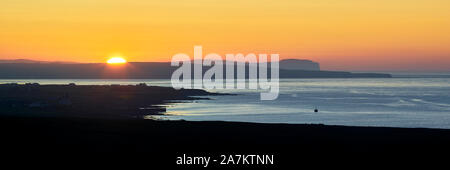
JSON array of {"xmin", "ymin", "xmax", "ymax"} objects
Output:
[
  {"xmin": 0, "ymin": 60, "xmax": 391, "ymax": 79},
  {"xmin": 0, "ymin": 59, "xmax": 77, "ymax": 64},
  {"xmin": 3, "ymin": 58, "xmax": 319, "ymax": 70},
  {"xmin": 279, "ymin": 59, "xmax": 320, "ymax": 70}
]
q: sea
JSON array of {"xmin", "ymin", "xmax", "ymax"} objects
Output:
[{"xmin": 1, "ymin": 76, "xmax": 450, "ymax": 129}]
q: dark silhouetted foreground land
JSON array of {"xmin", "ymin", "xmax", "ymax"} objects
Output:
[
  {"xmin": 0, "ymin": 83, "xmax": 218, "ymax": 118},
  {"xmin": 1, "ymin": 116, "xmax": 449, "ymax": 168},
  {"xmin": 0, "ymin": 84, "xmax": 447, "ymax": 168}
]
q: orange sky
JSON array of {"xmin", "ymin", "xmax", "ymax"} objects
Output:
[{"xmin": 1, "ymin": 0, "xmax": 449, "ymax": 71}]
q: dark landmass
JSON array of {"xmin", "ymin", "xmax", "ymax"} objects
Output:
[
  {"xmin": 280, "ymin": 69, "xmax": 392, "ymax": 78},
  {"xmin": 0, "ymin": 60, "xmax": 391, "ymax": 79},
  {"xmin": 1, "ymin": 115, "xmax": 449, "ymax": 168},
  {"xmin": 0, "ymin": 84, "xmax": 220, "ymax": 119},
  {"xmin": 279, "ymin": 59, "xmax": 320, "ymax": 70},
  {"xmin": 0, "ymin": 59, "xmax": 77, "ymax": 64},
  {"xmin": 1, "ymin": 58, "xmax": 320, "ymax": 70},
  {"xmin": 0, "ymin": 84, "xmax": 446, "ymax": 168}
]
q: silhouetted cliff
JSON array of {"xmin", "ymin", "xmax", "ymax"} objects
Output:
[
  {"xmin": 0, "ymin": 61, "xmax": 391, "ymax": 79},
  {"xmin": 279, "ymin": 59, "xmax": 320, "ymax": 70}
]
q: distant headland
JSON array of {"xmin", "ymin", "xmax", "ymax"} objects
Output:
[{"xmin": 0, "ymin": 59, "xmax": 391, "ymax": 79}]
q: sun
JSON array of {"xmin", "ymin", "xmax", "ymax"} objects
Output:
[{"xmin": 107, "ymin": 57, "xmax": 127, "ymax": 64}]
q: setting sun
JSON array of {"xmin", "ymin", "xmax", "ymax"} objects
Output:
[{"xmin": 107, "ymin": 57, "xmax": 127, "ymax": 64}]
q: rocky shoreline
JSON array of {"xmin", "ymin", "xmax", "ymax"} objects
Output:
[{"xmin": 0, "ymin": 83, "xmax": 221, "ymax": 119}]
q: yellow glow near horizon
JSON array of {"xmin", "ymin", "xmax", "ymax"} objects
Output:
[
  {"xmin": 107, "ymin": 57, "xmax": 127, "ymax": 64},
  {"xmin": 1, "ymin": 0, "xmax": 450, "ymax": 71}
]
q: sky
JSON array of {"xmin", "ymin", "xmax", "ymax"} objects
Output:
[{"xmin": 1, "ymin": 0, "xmax": 449, "ymax": 71}]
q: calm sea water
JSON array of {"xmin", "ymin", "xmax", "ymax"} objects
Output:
[{"xmin": 1, "ymin": 78, "xmax": 449, "ymax": 129}]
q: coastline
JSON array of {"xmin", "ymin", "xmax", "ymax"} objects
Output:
[
  {"xmin": 0, "ymin": 83, "xmax": 221, "ymax": 118},
  {"xmin": 0, "ymin": 62, "xmax": 392, "ymax": 79},
  {"xmin": 1, "ymin": 83, "xmax": 449, "ymax": 167}
]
